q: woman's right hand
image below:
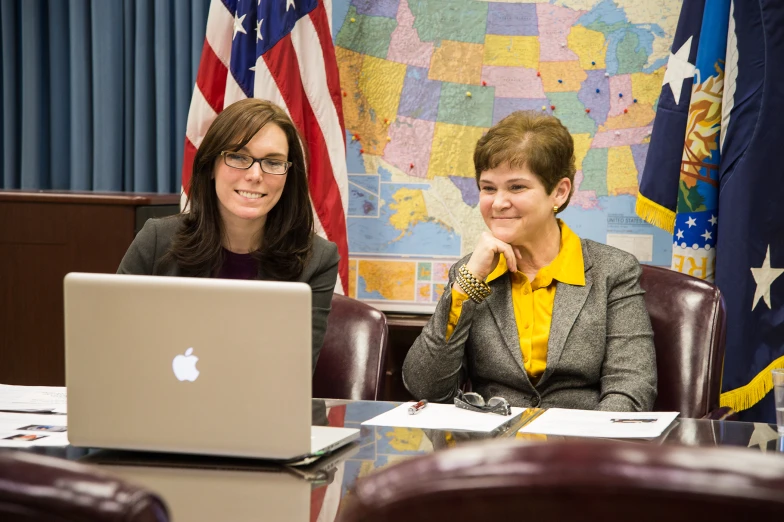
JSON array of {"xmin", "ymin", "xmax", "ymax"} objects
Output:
[{"xmin": 464, "ymin": 232, "xmax": 522, "ymax": 281}]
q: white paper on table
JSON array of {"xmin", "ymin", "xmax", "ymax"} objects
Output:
[
  {"xmin": 0, "ymin": 384, "xmax": 67, "ymax": 414},
  {"xmin": 361, "ymin": 402, "xmax": 525, "ymax": 432},
  {"xmin": 518, "ymin": 408, "xmax": 679, "ymax": 439},
  {"xmin": 0, "ymin": 412, "xmax": 70, "ymax": 447}
]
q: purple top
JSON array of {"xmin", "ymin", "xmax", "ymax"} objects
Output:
[{"xmin": 216, "ymin": 249, "xmax": 258, "ymax": 280}]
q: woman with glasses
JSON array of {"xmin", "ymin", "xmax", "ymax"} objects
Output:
[
  {"xmin": 117, "ymin": 98, "xmax": 339, "ymax": 374},
  {"xmin": 402, "ymin": 111, "xmax": 657, "ymax": 411}
]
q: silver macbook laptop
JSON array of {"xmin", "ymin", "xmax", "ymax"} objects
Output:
[{"xmin": 64, "ymin": 272, "xmax": 358, "ymax": 461}]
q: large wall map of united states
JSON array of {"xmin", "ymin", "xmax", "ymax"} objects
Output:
[{"xmin": 334, "ymin": 0, "xmax": 680, "ymax": 305}]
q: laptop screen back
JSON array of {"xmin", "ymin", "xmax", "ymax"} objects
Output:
[{"xmin": 65, "ymin": 273, "xmax": 312, "ymax": 459}]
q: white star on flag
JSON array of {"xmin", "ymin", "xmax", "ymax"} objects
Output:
[
  {"xmin": 748, "ymin": 423, "xmax": 780, "ymax": 453},
  {"xmin": 676, "ymin": 229, "xmax": 684, "ymax": 240},
  {"xmin": 663, "ymin": 36, "xmax": 696, "ymax": 105},
  {"xmin": 708, "ymin": 214, "xmax": 718, "ymax": 226},
  {"xmin": 686, "ymin": 216, "xmax": 697, "ymax": 228},
  {"xmin": 233, "ymin": 12, "xmax": 247, "ymax": 39},
  {"xmin": 286, "ymin": 0, "xmax": 296, "ymax": 11},
  {"xmin": 750, "ymin": 245, "xmax": 784, "ymax": 310},
  {"xmin": 256, "ymin": 19, "xmax": 263, "ymax": 41},
  {"xmin": 701, "ymin": 230, "xmax": 712, "ymax": 241}
]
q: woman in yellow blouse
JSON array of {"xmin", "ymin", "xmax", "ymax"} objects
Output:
[{"xmin": 402, "ymin": 111, "xmax": 657, "ymax": 411}]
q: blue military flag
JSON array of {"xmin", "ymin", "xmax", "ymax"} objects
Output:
[
  {"xmin": 638, "ymin": 0, "xmax": 784, "ymax": 419},
  {"xmin": 713, "ymin": 1, "xmax": 784, "ymax": 418}
]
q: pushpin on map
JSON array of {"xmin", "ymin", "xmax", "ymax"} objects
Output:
[
  {"xmin": 604, "ymin": 72, "xmax": 610, "ymax": 77},
  {"xmin": 387, "ymin": 136, "xmax": 391, "ymax": 142},
  {"xmin": 550, "ymin": 105, "xmax": 556, "ymax": 110},
  {"xmin": 359, "ymin": 149, "xmax": 364, "ymax": 154},
  {"xmin": 350, "ymin": 17, "xmax": 356, "ymax": 22},
  {"xmin": 615, "ymin": 131, "xmax": 621, "ymax": 136},
  {"xmin": 623, "ymin": 108, "xmax": 628, "ymax": 114},
  {"xmin": 466, "ymin": 91, "xmax": 472, "ymax": 97},
  {"xmin": 541, "ymin": 105, "xmax": 547, "ymax": 111},
  {"xmin": 585, "ymin": 108, "xmax": 591, "ymax": 113},
  {"xmin": 482, "ymin": 80, "xmax": 487, "ymax": 86},
  {"xmin": 409, "ymin": 163, "xmax": 414, "ymax": 169}
]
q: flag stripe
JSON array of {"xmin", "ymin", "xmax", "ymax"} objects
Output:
[
  {"xmin": 309, "ymin": 1, "xmax": 346, "ymax": 144},
  {"xmin": 223, "ymin": 72, "xmax": 248, "ymax": 108},
  {"xmin": 205, "ymin": 0, "xmax": 234, "ymax": 67},
  {"xmin": 291, "ymin": 16, "xmax": 348, "ymax": 210},
  {"xmin": 263, "ymin": 33, "xmax": 349, "ymax": 287},
  {"xmin": 181, "ymin": 138, "xmax": 198, "ymax": 193},
  {"xmin": 195, "ymin": 43, "xmax": 228, "ymax": 115},
  {"xmin": 185, "ymin": 85, "xmax": 219, "ymax": 148}
]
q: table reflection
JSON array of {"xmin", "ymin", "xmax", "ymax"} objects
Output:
[
  {"xmin": 18, "ymin": 400, "xmax": 783, "ymax": 522},
  {"xmin": 78, "ymin": 443, "xmax": 360, "ymax": 522}
]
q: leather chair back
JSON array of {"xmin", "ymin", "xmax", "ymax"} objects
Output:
[
  {"xmin": 338, "ymin": 439, "xmax": 784, "ymax": 522},
  {"xmin": 313, "ymin": 294, "xmax": 388, "ymax": 401},
  {"xmin": 639, "ymin": 265, "xmax": 726, "ymax": 417},
  {"xmin": 0, "ymin": 450, "xmax": 168, "ymax": 521}
]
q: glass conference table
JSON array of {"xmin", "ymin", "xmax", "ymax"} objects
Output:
[{"xmin": 24, "ymin": 399, "xmax": 784, "ymax": 521}]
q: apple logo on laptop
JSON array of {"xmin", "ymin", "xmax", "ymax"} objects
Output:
[{"xmin": 172, "ymin": 348, "xmax": 200, "ymax": 382}]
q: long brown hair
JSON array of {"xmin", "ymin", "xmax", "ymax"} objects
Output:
[
  {"xmin": 474, "ymin": 111, "xmax": 576, "ymax": 213},
  {"xmin": 168, "ymin": 99, "xmax": 314, "ymax": 279}
]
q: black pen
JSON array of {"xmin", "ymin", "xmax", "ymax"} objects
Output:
[
  {"xmin": 408, "ymin": 400, "xmax": 429, "ymax": 415},
  {"xmin": 610, "ymin": 418, "xmax": 657, "ymax": 423}
]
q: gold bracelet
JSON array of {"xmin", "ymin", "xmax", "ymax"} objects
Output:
[
  {"xmin": 456, "ymin": 265, "xmax": 492, "ymax": 303},
  {"xmin": 456, "ymin": 275, "xmax": 484, "ymax": 303},
  {"xmin": 458, "ymin": 265, "xmax": 491, "ymax": 297}
]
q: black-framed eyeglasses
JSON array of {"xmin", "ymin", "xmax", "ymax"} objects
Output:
[
  {"xmin": 220, "ymin": 151, "xmax": 292, "ymax": 175},
  {"xmin": 454, "ymin": 390, "xmax": 512, "ymax": 416}
]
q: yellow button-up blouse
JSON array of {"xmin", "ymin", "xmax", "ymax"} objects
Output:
[{"xmin": 446, "ymin": 221, "xmax": 586, "ymax": 380}]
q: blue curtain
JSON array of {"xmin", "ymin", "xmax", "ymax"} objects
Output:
[{"xmin": 0, "ymin": 0, "xmax": 210, "ymax": 193}]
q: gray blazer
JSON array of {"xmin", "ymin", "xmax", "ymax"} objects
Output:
[
  {"xmin": 117, "ymin": 215, "xmax": 340, "ymax": 373},
  {"xmin": 403, "ymin": 239, "xmax": 657, "ymax": 411}
]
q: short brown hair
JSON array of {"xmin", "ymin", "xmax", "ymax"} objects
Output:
[
  {"xmin": 170, "ymin": 98, "xmax": 314, "ymax": 279},
  {"xmin": 474, "ymin": 111, "xmax": 576, "ymax": 212}
]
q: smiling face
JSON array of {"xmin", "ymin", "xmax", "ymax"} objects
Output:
[
  {"xmin": 213, "ymin": 123, "xmax": 289, "ymax": 231},
  {"xmin": 478, "ymin": 163, "xmax": 569, "ymax": 245}
]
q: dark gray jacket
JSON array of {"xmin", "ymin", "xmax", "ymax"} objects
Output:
[
  {"xmin": 117, "ymin": 215, "xmax": 339, "ymax": 373},
  {"xmin": 403, "ymin": 239, "xmax": 657, "ymax": 411}
]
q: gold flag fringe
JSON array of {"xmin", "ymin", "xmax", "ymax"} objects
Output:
[
  {"xmin": 635, "ymin": 193, "xmax": 676, "ymax": 234},
  {"xmin": 720, "ymin": 356, "xmax": 784, "ymax": 412}
]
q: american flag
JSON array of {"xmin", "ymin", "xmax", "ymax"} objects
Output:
[{"xmin": 182, "ymin": 0, "xmax": 349, "ymax": 293}]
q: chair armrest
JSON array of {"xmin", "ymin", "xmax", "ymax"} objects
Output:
[
  {"xmin": 702, "ymin": 406, "xmax": 738, "ymax": 421},
  {"xmin": 0, "ymin": 450, "xmax": 169, "ymax": 521}
]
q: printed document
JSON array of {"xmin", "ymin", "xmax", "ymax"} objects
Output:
[
  {"xmin": 362, "ymin": 402, "xmax": 526, "ymax": 432},
  {"xmin": 0, "ymin": 412, "xmax": 69, "ymax": 447},
  {"xmin": 518, "ymin": 408, "xmax": 679, "ymax": 439},
  {"xmin": 0, "ymin": 384, "xmax": 67, "ymax": 414}
]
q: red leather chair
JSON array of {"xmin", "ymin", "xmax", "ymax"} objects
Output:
[
  {"xmin": 313, "ymin": 294, "xmax": 388, "ymax": 401},
  {"xmin": 337, "ymin": 439, "xmax": 784, "ymax": 522},
  {"xmin": 639, "ymin": 265, "xmax": 727, "ymax": 418},
  {"xmin": 0, "ymin": 450, "xmax": 168, "ymax": 521}
]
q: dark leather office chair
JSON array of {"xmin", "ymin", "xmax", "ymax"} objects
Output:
[
  {"xmin": 0, "ymin": 450, "xmax": 169, "ymax": 521},
  {"xmin": 639, "ymin": 265, "xmax": 727, "ymax": 418},
  {"xmin": 338, "ymin": 439, "xmax": 784, "ymax": 522},
  {"xmin": 313, "ymin": 294, "xmax": 389, "ymax": 401}
]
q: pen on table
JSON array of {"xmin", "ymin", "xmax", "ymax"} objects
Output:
[
  {"xmin": 610, "ymin": 418, "xmax": 657, "ymax": 423},
  {"xmin": 408, "ymin": 400, "xmax": 428, "ymax": 415}
]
